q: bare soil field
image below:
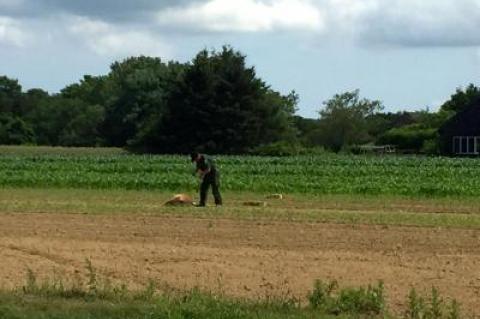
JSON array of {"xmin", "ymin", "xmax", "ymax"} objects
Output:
[{"xmin": 0, "ymin": 212, "xmax": 479, "ymax": 314}]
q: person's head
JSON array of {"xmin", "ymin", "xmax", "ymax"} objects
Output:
[{"xmin": 190, "ymin": 152, "xmax": 201, "ymax": 162}]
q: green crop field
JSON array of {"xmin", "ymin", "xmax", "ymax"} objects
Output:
[{"xmin": 1, "ymin": 145, "xmax": 480, "ymax": 197}]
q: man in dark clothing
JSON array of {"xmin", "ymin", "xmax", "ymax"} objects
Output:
[{"xmin": 190, "ymin": 152, "xmax": 222, "ymax": 207}]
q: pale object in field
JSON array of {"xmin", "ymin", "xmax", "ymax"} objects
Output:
[
  {"xmin": 243, "ymin": 201, "xmax": 267, "ymax": 207},
  {"xmin": 164, "ymin": 194, "xmax": 193, "ymax": 206},
  {"xmin": 265, "ymin": 194, "xmax": 283, "ymax": 200}
]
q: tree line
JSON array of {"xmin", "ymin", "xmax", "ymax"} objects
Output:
[{"xmin": 1, "ymin": 46, "xmax": 479, "ymax": 154}]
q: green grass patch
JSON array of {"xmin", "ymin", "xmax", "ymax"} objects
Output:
[{"xmin": 2, "ymin": 188, "xmax": 480, "ymax": 229}]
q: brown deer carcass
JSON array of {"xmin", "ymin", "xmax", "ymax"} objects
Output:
[{"xmin": 163, "ymin": 194, "xmax": 194, "ymax": 206}]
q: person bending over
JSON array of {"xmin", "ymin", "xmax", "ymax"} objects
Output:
[{"xmin": 190, "ymin": 152, "xmax": 222, "ymax": 207}]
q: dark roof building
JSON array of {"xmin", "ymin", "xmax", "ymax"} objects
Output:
[{"xmin": 439, "ymin": 98, "xmax": 480, "ymax": 156}]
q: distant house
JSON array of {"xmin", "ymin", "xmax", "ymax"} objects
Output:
[{"xmin": 439, "ymin": 98, "xmax": 480, "ymax": 156}]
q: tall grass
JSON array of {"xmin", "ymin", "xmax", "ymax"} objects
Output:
[{"xmin": 0, "ymin": 263, "xmax": 466, "ymax": 319}]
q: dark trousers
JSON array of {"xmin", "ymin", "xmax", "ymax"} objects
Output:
[{"xmin": 199, "ymin": 172, "xmax": 222, "ymax": 206}]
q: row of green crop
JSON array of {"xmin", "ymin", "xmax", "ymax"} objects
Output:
[{"xmin": 1, "ymin": 152, "xmax": 480, "ymax": 197}]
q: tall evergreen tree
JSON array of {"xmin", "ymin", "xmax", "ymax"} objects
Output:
[{"xmin": 148, "ymin": 46, "xmax": 295, "ymax": 154}]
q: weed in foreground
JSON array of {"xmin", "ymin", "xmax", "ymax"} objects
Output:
[
  {"xmin": 308, "ymin": 279, "xmax": 385, "ymax": 315},
  {"xmin": 15, "ymin": 267, "xmax": 468, "ymax": 319},
  {"xmin": 404, "ymin": 287, "xmax": 462, "ymax": 319}
]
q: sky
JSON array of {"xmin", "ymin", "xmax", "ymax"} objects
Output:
[{"xmin": 0, "ymin": 0, "xmax": 479, "ymax": 118}]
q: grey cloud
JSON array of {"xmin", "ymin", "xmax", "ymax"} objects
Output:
[
  {"xmin": 352, "ymin": 0, "xmax": 480, "ymax": 47},
  {"xmin": 3, "ymin": 0, "xmax": 480, "ymax": 48},
  {"xmin": 2, "ymin": 0, "xmax": 194, "ymax": 21},
  {"xmin": 361, "ymin": 24, "xmax": 480, "ymax": 48}
]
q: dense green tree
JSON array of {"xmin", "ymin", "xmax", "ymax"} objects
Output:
[
  {"xmin": 314, "ymin": 90, "xmax": 383, "ymax": 152},
  {"xmin": 0, "ymin": 114, "xmax": 35, "ymax": 144},
  {"xmin": 0, "ymin": 76, "xmax": 46, "ymax": 144},
  {"xmin": 12, "ymin": 51, "xmax": 469, "ymax": 154},
  {"xmin": 366, "ymin": 112, "xmax": 416, "ymax": 139},
  {"xmin": 61, "ymin": 75, "xmax": 110, "ymax": 106},
  {"xmin": 0, "ymin": 76, "xmax": 22, "ymax": 115},
  {"xmin": 101, "ymin": 56, "xmax": 183, "ymax": 147},
  {"xmin": 26, "ymin": 96, "xmax": 104, "ymax": 146},
  {"xmin": 412, "ymin": 109, "xmax": 452, "ymax": 129},
  {"xmin": 440, "ymin": 83, "xmax": 480, "ymax": 113},
  {"xmin": 21, "ymin": 88, "xmax": 50, "ymax": 116},
  {"xmin": 58, "ymin": 103, "xmax": 105, "ymax": 146},
  {"xmin": 294, "ymin": 116, "xmax": 319, "ymax": 136},
  {"xmin": 146, "ymin": 47, "xmax": 296, "ymax": 154},
  {"xmin": 293, "ymin": 116, "xmax": 320, "ymax": 146}
]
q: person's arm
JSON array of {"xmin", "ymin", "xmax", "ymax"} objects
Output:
[
  {"xmin": 192, "ymin": 156, "xmax": 211, "ymax": 179},
  {"xmin": 198, "ymin": 157, "xmax": 212, "ymax": 178}
]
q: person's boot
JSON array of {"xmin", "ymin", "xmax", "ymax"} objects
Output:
[{"xmin": 194, "ymin": 202, "xmax": 206, "ymax": 207}]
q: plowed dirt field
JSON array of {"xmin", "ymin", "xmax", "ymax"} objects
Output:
[{"xmin": 1, "ymin": 212, "xmax": 479, "ymax": 314}]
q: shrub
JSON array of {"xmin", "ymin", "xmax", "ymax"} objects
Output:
[
  {"xmin": 422, "ymin": 138, "xmax": 440, "ymax": 155},
  {"xmin": 250, "ymin": 141, "xmax": 305, "ymax": 156},
  {"xmin": 378, "ymin": 124, "xmax": 437, "ymax": 152},
  {"xmin": 250, "ymin": 141, "xmax": 326, "ymax": 156}
]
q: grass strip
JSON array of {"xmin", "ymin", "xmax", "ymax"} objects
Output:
[{"xmin": 1, "ymin": 188, "xmax": 480, "ymax": 229}]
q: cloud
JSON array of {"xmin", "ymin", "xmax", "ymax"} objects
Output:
[
  {"xmin": 156, "ymin": 0, "xmax": 325, "ymax": 33},
  {"xmin": 324, "ymin": 0, "xmax": 480, "ymax": 47},
  {"xmin": 325, "ymin": 0, "xmax": 377, "ymax": 22},
  {"xmin": 2, "ymin": 0, "xmax": 480, "ymax": 49},
  {"xmin": 0, "ymin": 0, "xmax": 24, "ymax": 8},
  {"xmin": 68, "ymin": 16, "xmax": 173, "ymax": 59},
  {"xmin": 0, "ymin": 16, "xmax": 29, "ymax": 47},
  {"xmin": 5, "ymin": 0, "xmax": 188, "ymax": 21},
  {"xmin": 155, "ymin": 0, "xmax": 480, "ymax": 46}
]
